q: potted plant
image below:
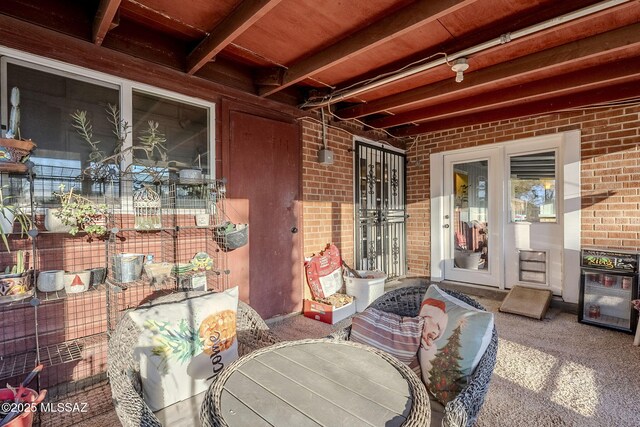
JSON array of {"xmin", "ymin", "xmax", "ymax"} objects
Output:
[
  {"xmin": 214, "ymin": 221, "xmax": 249, "ymax": 251},
  {"xmin": 71, "ymin": 104, "xmax": 129, "ymax": 181},
  {"xmin": 0, "ymin": 250, "xmax": 33, "ymax": 303},
  {"xmin": 0, "ymin": 364, "xmax": 46, "ymax": 426},
  {"xmin": 0, "ymin": 185, "xmax": 33, "ymax": 252},
  {"xmin": 0, "ymin": 87, "xmax": 36, "ymax": 173},
  {"xmin": 52, "ymin": 184, "xmax": 109, "ymax": 237}
]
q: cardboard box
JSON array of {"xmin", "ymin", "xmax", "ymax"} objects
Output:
[{"xmin": 303, "ymin": 298, "xmax": 356, "ymax": 324}]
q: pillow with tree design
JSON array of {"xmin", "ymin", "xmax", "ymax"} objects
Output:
[{"xmin": 418, "ymin": 285, "xmax": 494, "ymax": 404}]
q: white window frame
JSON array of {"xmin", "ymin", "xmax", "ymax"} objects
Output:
[{"xmin": 0, "ymin": 48, "xmax": 216, "ymax": 211}]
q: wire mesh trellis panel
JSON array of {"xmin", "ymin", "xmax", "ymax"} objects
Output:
[
  {"xmin": 105, "ymin": 173, "xmax": 230, "ymax": 333},
  {"xmin": 1, "ymin": 166, "xmax": 111, "ymax": 395},
  {"xmin": 0, "ymin": 166, "xmax": 230, "ymax": 402}
]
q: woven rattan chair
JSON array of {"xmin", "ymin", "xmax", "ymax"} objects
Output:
[
  {"xmin": 107, "ymin": 291, "xmax": 280, "ymax": 427},
  {"xmin": 330, "ymin": 285, "xmax": 498, "ymax": 427}
]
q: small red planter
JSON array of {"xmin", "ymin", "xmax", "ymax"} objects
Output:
[{"xmin": 0, "ymin": 387, "xmax": 45, "ymax": 427}]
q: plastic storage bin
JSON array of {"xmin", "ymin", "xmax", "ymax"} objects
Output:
[{"xmin": 345, "ymin": 270, "xmax": 387, "ymax": 312}]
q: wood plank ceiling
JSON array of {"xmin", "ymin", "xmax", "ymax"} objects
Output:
[{"xmin": 1, "ymin": 0, "xmax": 639, "ymax": 136}]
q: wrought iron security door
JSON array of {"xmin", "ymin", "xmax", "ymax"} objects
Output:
[{"xmin": 355, "ymin": 142, "xmax": 406, "ymax": 278}]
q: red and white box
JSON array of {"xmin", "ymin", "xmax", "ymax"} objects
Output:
[
  {"xmin": 304, "ymin": 244, "xmax": 343, "ymax": 299},
  {"xmin": 303, "ymin": 244, "xmax": 355, "ymax": 323},
  {"xmin": 303, "ymin": 297, "xmax": 356, "ymax": 324}
]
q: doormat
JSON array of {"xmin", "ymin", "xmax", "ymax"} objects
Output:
[{"xmin": 499, "ymin": 285, "xmax": 552, "ymax": 320}]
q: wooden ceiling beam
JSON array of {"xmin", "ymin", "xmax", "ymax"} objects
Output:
[
  {"xmin": 0, "ymin": 13, "xmax": 301, "ymax": 116},
  {"xmin": 336, "ymin": 22, "xmax": 640, "ymax": 120},
  {"xmin": 368, "ymin": 56, "xmax": 640, "ymax": 128},
  {"xmin": 93, "ymin": 0, "xmax": 121, "ymax": 45},
  {"xmin": 187, "ymin": 0, "xmax": 283, "ymax": 75},
  {"xmin": 391, "ymin": 79, "xmax": 640, "ymax": 137},
  {"xmin": 258, "ymin": 0, "xmax": 477, "ymax": 97}
]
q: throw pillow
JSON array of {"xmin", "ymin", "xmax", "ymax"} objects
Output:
[
  {"xmin": 129, "ymin": 287, "xmax": 239, "ymax": 411},
  {"xmin": 351, "ymin": 307, "xmax": 424, "ymax": 375},
  {"xmin": 418, "ymin": 285, "xmax": 494, "ymax": 405}
]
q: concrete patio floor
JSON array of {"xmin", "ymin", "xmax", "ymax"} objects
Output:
[{"xmin": 37, "ymin": 279, "xmax": 587, "ymax": 426}]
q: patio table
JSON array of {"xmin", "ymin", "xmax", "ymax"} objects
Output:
[{"xmin": 201, "ymin": 338, "xmax": 430, "ymax": 427}]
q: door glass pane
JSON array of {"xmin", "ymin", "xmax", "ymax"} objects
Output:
[
  {"xmin": 453, "ymin": 160, "xmax": 488, "ymax": 271},
  {"xmin": 509, "ymin": 151, "xmax": 556, "ymax": 223}
]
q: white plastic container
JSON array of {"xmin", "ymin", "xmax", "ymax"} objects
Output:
[{"xmin": 344, "ymin": 270, "xmax": 387, "ymax": 312}]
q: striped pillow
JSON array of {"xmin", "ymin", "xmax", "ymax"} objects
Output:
[{"xmin": 350, "ymin": 307, "xmax": 424, "ymax": 375}]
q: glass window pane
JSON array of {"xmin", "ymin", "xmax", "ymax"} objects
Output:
[
  {"xmin": 132, "ymin": 91, "xmax": 209, "ymax": 177},
  {"xmin": 509, "ymin": 151, "xmax": 556, "ymax": 223},
  {"xmin": 5, "ymin": 63, "xmax": 120, "ymax": 203},
  {"xmin": 453, "ymin": 160, "xmax": 488, "ymax": 271}
]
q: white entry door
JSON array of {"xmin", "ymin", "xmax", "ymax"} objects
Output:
[
  {"xmin": 432, "ymin": 132, "xmax": 581, "ymax": 300},
  {"xmin": 442, "ymin": 148, "xmax": 502, "ymax": 287}
]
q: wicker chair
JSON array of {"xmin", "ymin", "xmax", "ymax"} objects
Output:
[
  {"xmin": 330, "ymin": 286, "xmax": 498, "ymax": 427},
  {"xmin": 107, "ymin": 291, "xmax": 280, "ymax": 427}
]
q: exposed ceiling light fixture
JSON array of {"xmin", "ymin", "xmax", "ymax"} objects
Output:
[
  {"xmin": 451, "ymin": 58, "xmax": 469, "ymax": 83},
  {"xmin": 301, "ymin": 0, "xmax": 630, "ymax": 109}
]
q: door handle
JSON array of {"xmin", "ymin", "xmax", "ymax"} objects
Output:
[{"xmin": 443, "ymin": 224, "xmax": 450, "ymax": 228}]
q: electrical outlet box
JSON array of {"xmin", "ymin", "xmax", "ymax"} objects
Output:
[{"xmin": 318, "ymin": 149, "xmax": 334, "ymax": 165}]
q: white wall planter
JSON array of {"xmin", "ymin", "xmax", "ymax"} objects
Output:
[
  {"xmin": 44, "ymin": 208, "xmax": 73, "ymax": 233},
  {"xmin": 37, "ymin": 270, "xmax": 64, "ymax": 292},
  {"xmin": 63, "ymin": 271, "xmax": 90, "ymax": 294}
]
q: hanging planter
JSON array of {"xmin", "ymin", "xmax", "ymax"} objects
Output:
[
  {"xmin": 0, "ymin": 88, "xmax": 36, "ymax": 173},
  {"xmin": 133, "ymin": 186, "xmax": 161, "ymax": 230},
  {"xmin": 214, "ymin": 221, "xmax": 249, "ymax": 251},
  {"xmin": 0, "ymin": 138, "xmax": 36, "ymax": 173}
]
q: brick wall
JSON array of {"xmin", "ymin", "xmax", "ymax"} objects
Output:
[
  {"xmin": 300, "ymin": 118, "xmax": 398, "ymax": 296},
  {"xmin": 301, "ymin": 119, "xmax": 356, "ymax": 266},
  {"xmin": 406, "ymin": 104, "xmax": 640, "ymax": 277}
]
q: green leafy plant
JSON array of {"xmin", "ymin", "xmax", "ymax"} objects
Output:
[
  {"xmin": 71, "ymin": 107, "xmax": 168, "ymax": 181},
  {"xmin": 0, "ymin": 186, "xmax": 33, "ymax": 252},
  {"xmin": 53, "ymin": 184, "xmax": 109, "ymax": 236},
  {"xmin": 3, "ymin": 250, "xmax": 26, "ymax": 274},
  {"xmin": 135, "ymin": 120, "xmax": 167, "ymax": 162},
  {"xmin": 71, "ymin": 104, "xmax": 130, "ymax": 180}
]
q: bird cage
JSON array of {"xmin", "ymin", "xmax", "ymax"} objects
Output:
[{"xmin": 133, "ymin": 185, "xmax": 162, "ymax": 230}]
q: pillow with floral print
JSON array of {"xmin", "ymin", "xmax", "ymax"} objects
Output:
[{"xmin": 129, "ymin": 287, "xmax": 239, "ymax": 411}]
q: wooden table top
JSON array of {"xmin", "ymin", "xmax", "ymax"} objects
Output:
[{"xmin": 203, "ymin": 339, "xmax": 430, "ymax": 427}]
